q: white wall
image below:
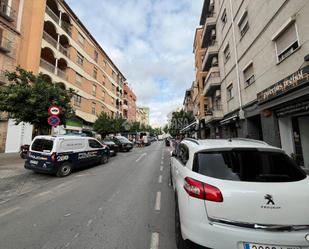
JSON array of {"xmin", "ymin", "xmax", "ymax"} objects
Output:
[
  {"xmin": 298, "ymin": 116, "xmax": 309, "ymax": 168},
  {"xmin": 278, "ymin": 117, "xmax": 295, "ymax": 156},
  {"xmin": 5, "ymin": 119, "xmax": 33, "ymax": 153}
]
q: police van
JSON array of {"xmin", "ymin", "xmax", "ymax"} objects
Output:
[{"xmin": 24, "ymin": 136, "xmax": 109, "ymax": 177}]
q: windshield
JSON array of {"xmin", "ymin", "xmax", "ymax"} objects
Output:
[
  {"xmin": 194, "ymin": 150, "xmax": 306, "ymax": 182},
  {"xmin": 117, "ymin": 137, "xmax": 130, "ymax": 143},
  {"xmin": 31, "ymin": 139, "xmax": 54, "ymax": 153}
]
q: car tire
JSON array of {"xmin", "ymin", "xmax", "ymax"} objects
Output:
[
  {"xmin": 175, "ymin": 199, "xmax": 189, "ymax": 249},
  {"xmin": 101, "ymin": 154, "xmax": 109, "ymax": 164},
  {"xmin": 56, "ymin": 163, "xmax": 72, "ymax": 177}
]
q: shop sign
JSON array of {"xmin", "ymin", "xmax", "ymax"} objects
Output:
[
  {"xmin": 257, "ymin": 65, "xmax": 309, "ymax": 104},
  {"xmin": 276, "ymin": 100, "xmax": 309, "ymax": 117}
]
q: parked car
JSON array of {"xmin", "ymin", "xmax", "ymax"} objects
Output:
[
  {"xmin": 112, "ymin": 136, "xmax": 133, "ymax": 152},
  {"xmin": 101, "ymin": 140, "xmax": 118, "ymax": 156},
  {"xmin": 25, "ymin": 136, "xmax": 109, "ymax": 177},
  {"xmin": 170, "ymin": 138, "xmax": 309, "ymax": 249}
]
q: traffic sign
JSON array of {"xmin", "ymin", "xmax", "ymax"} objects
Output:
[
  {"xmin": 48, "ymin": 105, "xmax": 61, "ymax": 116},
  {"xmin": 48, "ymin": 115, "xmax": 61, "ymax": 127}
]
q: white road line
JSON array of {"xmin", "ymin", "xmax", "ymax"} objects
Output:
[
  {"xmin": 158, "ymin": 175, "xmax": 162, "ymax": 183},
  {"xmin": 87, "ymin": 219, "xmax": 93, "ymax": 227},
  {"xmin": 161, "ymin": 161, "xmax": 164, "ymax": 165},
  {"xmin": 98, "ymin": 207, "xmax": 103, "ymax": 211},
  {"xmin": 150, "ymin": 232, "xmax": 159, "ymax": 249},
  {"xmin": 74, "ymin": 233, "xmax": 79, "ymax": 238},
  {"xmin": 160, "ymin": 166, "xmax": 163, "ymax": 171},
  {"xmin": 35, "ymin": 191, "xmax": 52, "ymax": 197},
  {"xmin": 0, "ymin": 207, "xmax": 20, "ymax": 218},
  {"xmin": 64, "ymin": 242, "xmax": 70, "ymax": 248},
  {"xmin": 136, "ymin": 153, "xmax": 147, "ymax": 162},
  {"xmin": 154, "ymin": 191, "xmax": 161, "ymax": 211},
  {"xmin": 161, "ymin": 157, "xmax": 164, "ymax": 160},
  {"xmin": 0, "ymin": 199, "xmax": 9, "ymax": 205}
]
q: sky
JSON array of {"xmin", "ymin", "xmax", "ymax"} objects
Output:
[{"xmin": 66, "ymin": 0, "xmax": 204, "ymax": 127}]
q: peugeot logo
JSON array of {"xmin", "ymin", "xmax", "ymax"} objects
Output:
[{"xmin": 264, "ymin": 194, "xmax": 275, "ymax": 205}]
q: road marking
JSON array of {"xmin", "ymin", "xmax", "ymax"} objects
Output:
[
  {"xmin": 98, "ymin": 207, "xmax": 103, "ymax": 211},
  {"xmin": 64, "ymin": 213, "xmax": 71, "ymax": 217},
  {"xmin": 150, "ymin": 232, "xmax": 159, "ymax": 249},
  {"xmin": 161, "ymin": 161, "xmax": 164, "ymax": 165},
  {"xmin": 158, "ymin": 175, "xmax": 162, "ymax": 183},
  {"xmin": 0, "ymin": 207, "xmax": 21, "ymax": 218},
  {"xmin": 74, "ymin": 233, "xmax": 79, "ymax": 238},
  {"xmin": 160, "ymin": 166, "xmax": 163, "ymax": 171},
  {"xmin": 161, "ymin": 157, "xmax": 164, "ymax": 160},
  {"xmin": 154, "ymin": 191, "xmax": 161, "ymax": 211},
  {"xmin": 0, "ymin": 199, "xmax": 9, "ymax": 205},
  {"xmin": 36, "ymin": 191, "xmax": 52, "ymax": 197},
  {"xmin": 136, "ymin": 153, "xmax": 147, "ymax": 162},
  {"xmin": 87, "ymin": 219, "xmax": 93, "ymax": 226},
  {"xmin": 64, "ymin": 242, "xmax": 70, "ymax": 248}
]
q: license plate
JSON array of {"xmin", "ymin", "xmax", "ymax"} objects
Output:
[
  {"xmin": 30, "ymin": 160, "xmax": 38, "ymax": 165},
  {"xmin": 244, "ymin": 243, "xmax": 301, "ymax": 249}
]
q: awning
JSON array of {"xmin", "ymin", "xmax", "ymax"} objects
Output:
[
  {"xmin": 75, "ymin": 110, "xmax": 97, "ymax": 124},
  {"xmin": 180, "ymin": 121, "xmax": 197, "ymax": 133},
  {"xmin": 220, "ymin": 115, "xmax": 238, "ymax": 125}
]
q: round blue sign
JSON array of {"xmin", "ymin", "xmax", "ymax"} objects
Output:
[{"xmin": 48, "ymin": 115, "xmax": 61, "ymax": 126}]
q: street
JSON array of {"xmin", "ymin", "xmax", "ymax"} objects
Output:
[{"xmin": 0, "ymin": 142, "xmax": 176, "ymax": 249}]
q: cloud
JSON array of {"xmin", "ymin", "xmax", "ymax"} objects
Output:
[{"xmin": 66, "ymin": 0, "xmax": 203, "ymax": 126}]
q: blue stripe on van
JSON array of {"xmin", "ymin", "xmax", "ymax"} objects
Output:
[{"xmin": 244, "ymin": 243, "xmax": 250, "ymax": 249}]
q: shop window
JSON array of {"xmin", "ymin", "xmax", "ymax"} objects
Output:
[
  {"xmin": 93, "ymin": 67, "xmax": 97, "ymax": 79},
  {"xmin": 77, "ymin": 52, "xmax": 84, "ymax": 66},
  {"xmin": 243, "ymin": 62, "xmax": 255, "ymax": 87},
  {"xmin": 227, "ymin": 83, "xmax": 234, "ymax": 100},
  {"xmin": 223, "ymin": 43, "xmax": 230, "ymax": 62},
  {"xmin": 76, "ymin": 72, "xmax": 83, "ymax": 85},
  {"xmin": 94, "ymin": 50, "xmax": 98, "ymax": 62},
  {"xmin": 238, "ymin": 10, "xmax": 249, "ymax": 37},
  {"xmin": 78, "ymin": 32, "xmax": 85, "ymax": 46},
  {"xmin": 91, "ymin": 102, "xmax": 96, "ymax": 115},
  {"xmin": 92, "ymin": 84, "xmax": 97, "ymax": 96},
  {"xmin": 274, "ymin": 23, "xmax": 299, "ymax": 63},
  {"xmin": 73, "ymin": 94, "xmax": 81, "ymax": 107}
]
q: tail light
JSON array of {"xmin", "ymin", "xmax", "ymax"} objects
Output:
[
  {"xmin": 184, "ymin": 177, "xmax": 223, "ymax": 202},
  {"xmin": 51, "ymin": 152, "xmax": 57, "ymax": 162}
]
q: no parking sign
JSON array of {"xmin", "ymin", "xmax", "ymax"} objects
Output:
[{"xmin": 48, "ymin": 105, "xmax": 61, "ymax": 127}]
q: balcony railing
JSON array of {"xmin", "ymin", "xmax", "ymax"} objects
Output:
[
  {"xmin": 61, "ymin": 20, "xmax": 72, "ymax": 36},
  {"xmin": 40, "ymin": 58, "xmax": 55, "ymax": 73},
  {"xmin": 59, "ymin": 44, "xmax": 70, "ymax": 58},
  {"xmin": 0, "ymin": 2, "xmax": 16, "ymax": 22},
  {"xmin": 43, "ymin": 31, "xmax": 57, "ymax": 48},
  {"xmin": 0, "ymin": 36, "xmax": 13, "ymax": 53},
  {"xmin": 0, "ymin": 70, "xmax": 9, "ymax": 85},
  {"xmin": 45, "ymin": 6, "xmax": 59, "ymax": 23},
  {"xmin": 57, "ymin": 68, "xmax": 67, "ymax": 80}
]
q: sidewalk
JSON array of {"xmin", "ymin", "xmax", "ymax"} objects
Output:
[{"xmin": 0, "ymin": 153, "xmax": 26, "ymax": 179}]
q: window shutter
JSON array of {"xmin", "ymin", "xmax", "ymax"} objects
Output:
[
  {"xmin": 243, "ymin": 64, "xmax": 254, "ymax": 80},
  {"xmin": 276, "ymin": 24, "xmax": 297, "ymax": 55}
]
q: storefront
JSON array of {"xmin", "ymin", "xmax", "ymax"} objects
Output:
[{"xmin": 258, "ymin": 65, "xmax": 309, "ymax": 168}]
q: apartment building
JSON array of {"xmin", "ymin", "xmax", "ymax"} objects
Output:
[
  {"xmin": 1, "ymin": 0, "xmax": 127, "ymax": 152},
  {"xmin": 123, "ymin": 82, "xmax": 137, "ymax": 122},
  {"xmin": 136, "ymin": 107, "xmax": 150, "ymax": 126},
  {"xmin": 196, "ymin": 0, "xmax": 309, "ymax": 167}
]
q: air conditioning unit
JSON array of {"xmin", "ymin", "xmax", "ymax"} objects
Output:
[{"xmin": 215, "ymin": 90, "xmax": 221, "ymax": 97}]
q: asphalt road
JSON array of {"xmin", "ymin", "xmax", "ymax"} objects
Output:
[{"xmin": 0, "ymin": 141, "xmax": 177, "ymax": 249}]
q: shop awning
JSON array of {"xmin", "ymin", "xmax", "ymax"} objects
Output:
[
  {"xmin": 220, "ymin": 115, "xmax": 238, "ymax": 125},
  {"xmin": 180, "ymin": 121, "xmax": 197, "ymax": 133},
  {"xmin": 75, "ymin": 110, "xmax": 97, "ymax": 124}
]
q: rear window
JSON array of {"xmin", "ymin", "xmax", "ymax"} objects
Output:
[
  {"xmin": 193, "ymin": 150, "xmax": 306, "ymax": 182},
  {"xmin": 31, "ymin": 139, "xmax": 54, "ymax": 152}
]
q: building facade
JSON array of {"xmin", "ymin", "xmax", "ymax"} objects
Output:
[
  {"xmin": 123, "ymin": 82, "xmax": 137, "ymax": 122},
  {"xmin": 191, "ymin": 0, "xmax": 309, "ymax": 167},
  {"xmin": 0, "ymin": 0, "xmax": 127, "ymax": 152},
  {"xmin": 136, "ymin": 107, "xmax": 150, "ymax": 126}
]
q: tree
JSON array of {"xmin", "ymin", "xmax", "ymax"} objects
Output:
[
  {"xmin": 0, "ymin": 67, "xmax": 75, "ymax": 135},
  {"xmin": 93, "ymin": 112, "xmax": 113, "ymax": 139},
  {"xmin": 163, "ymin": 124, "xmax": 169, "ymax": 134},
  {"xmin": 169, "ymin": 110, "xmax": 195, "ymax": 137}
]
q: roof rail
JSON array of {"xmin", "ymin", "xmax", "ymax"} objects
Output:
[
  {"xmin": 228, "ymin": 138, "xmax": 268, "ymax": 145},
  {"xmin": 183, "ymin": 138, "xmax": 199, "ymax": 145}
]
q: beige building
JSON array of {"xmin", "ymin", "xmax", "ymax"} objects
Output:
[
  {"xmin": 194, "ymin": 0, "xmax": 309, "ymax": 167},
  {"xmin": 0, "ymin": 0, "xmax": 127, "ymax": 152},
  {"xmin": 136, "ymin": 107, "xmax": 150, "ymax": 126}
]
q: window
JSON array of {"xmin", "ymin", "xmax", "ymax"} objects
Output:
[
  {"xmin": 73, "ymin": 94, "xmax": 81, "ymax": 107},
  {"xmin": 112, "ymin": 71, "xmax": 116, "ymax": 79},
  {"xmin": 77, "ymin": 52, "xmax": 84, "ymax": 66},
  {"xmin": 101, "ymin": 89, "xmax": 105, "ymax": 100},
  {"xmin": 31, "ymin": 139, "xmax": 54, "ymax": 152},
  {"xmin": 274, "ymin": 23, "xmax": 299, "ymax": 63},
  {"xmin": 193, "ymin": 150, "xmax": 306, "ymax": 182},
  {"xmin": 93, "ymin": 67, "xmax": 97, "ymax": 79},
  {"xmin": 238, "ymin": 11, "xmax": 249, "ymax": 37},
  {"xmin": 111, "ymin": 97, "xmax": 115, "ymax": 105},
  {"xmin": 91, "ymin": 102, "xmax": 96, "ymax": 115},
  {"xmin": 227, "ymin": 84, "xmax": 234, "ymax": 100},
  {"xmin": 78, "ymin": 32, "xmax": 85, "ymax": 45},
  {"xmin": 76, "ymin": 72, "xmax": 83, "ymax": 85},
  {"xmin": 112, "ymin": 84, "xmax": 116, "ymax": 92},
  {"xmin": 103, "ymin": 60, "xmax": 107, "ymax": 67},
  {"xmin": 176, "ymin": 144, "xmax": 189, "ymax": 165},
  {"xmin": 94, "ymin": 50, "xmax": 98, "ymax": 62},
  {"xmin": 243, "ymin": 62, "xmax": 255, "ymax": 87},
  {"xmin": 92, "ymin": 84, "xmax": 97, "ymax": 96},
  {"xmin": 88, "ymin": 139, "xmax": 103, "ymax": 149},
  {"xmin": 223, "ymin": 44, "xmax": 230, "ymax": 62},
  {"xmin": 221, "ymin": 9, "xmax": 227, "ymax": 26}
]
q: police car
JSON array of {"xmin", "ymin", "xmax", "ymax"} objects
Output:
[{"xmin": 24, "ymin": 136, "xmax": 109, "ymax": 177}]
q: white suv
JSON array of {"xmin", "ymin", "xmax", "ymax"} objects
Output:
[{"xmin": 170, "ymin": 138, "xmax": 309, "ymax": 249}]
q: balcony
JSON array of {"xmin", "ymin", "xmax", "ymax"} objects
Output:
[
  {"xmin": 0, "ymin": 35, "xmax": 13, "ymax": 54},
  {"xmin": 0, "ymin": 70, "xmax": 9, "ymax": 85},
  {"xmin": 205, "ymin": 105, "xmax": 223, "ymax": 123},
  {"xmin": 59, "ymin": 43, "xmax": 70, "ymax": 58},
  {"xmin": 61, "ymin": 20, "xmax": 72, "ymax": 37},
  {"xmin": 57, "ymin": 68, "xmax": 67, "ymax": 80},
  {"xmin": 43, "ymin": 31, "xmax": 57, "ymax": 48},
  {"xmin": 201, "ymin": 13, "xmax": 217, "ymax": 48},
  {"xmin": 123, "ymin": 104, "xmax": 128, "ymax": 110},
  {"xmin": 40, "ymin": 58, "xmax": 56, "ymax": 74},
  {"xmin": 202, "ymin": 40, "xmax": 219, "ymax": 72},
  {"xmin": 203, "ymin": 66, "xmax": 221, "ymax": 97},
  {"xmin": 45, "ymin": 5, "xmax": 59, "ymax": 24},
  {"xmin": 0, "ymin": 2, "xmax": 16, "ymax": 22}
]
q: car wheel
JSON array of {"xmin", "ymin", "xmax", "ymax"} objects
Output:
[
  {"xmin": 57, "ymin": 163, "xmax": 72, "ymax": 177},
  {"xmin": 175, "ymin": 200, "xmax": 189, "ymax": 249},
  {"xmin": 101, "ymin": 154, "xmax": 109, "ymax": 164}
]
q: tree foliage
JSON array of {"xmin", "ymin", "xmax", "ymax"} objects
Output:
[{"xmin": 0, "ymin": 67, "xmax": 75, "ymax": 135}]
